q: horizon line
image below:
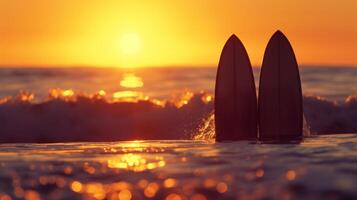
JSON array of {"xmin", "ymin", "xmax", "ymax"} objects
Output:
[{"xmin": 0, "ymin": 64, "xmax": 356, "ymax": 69}]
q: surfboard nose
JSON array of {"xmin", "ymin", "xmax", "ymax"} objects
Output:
[
  {"xmin": 222, "ymin": 34, "xmax": 249, "ymax": 57},
  {"xmin": 215, "ymin": 35, "xmax": 258, "ymax": 141},
  {"xmin": 222, "ymin": 34, "xmax": 240, "ymax": 51},
  {"xmin": 269, "ymin": 30, "xmax": 291, "ymax": 46},
  {"xmin": 273, "ymin": 30, "xmax": 283, "ymax": 36},
  {"xmin": 258, "ymin": 31, "xmax": 303, "ymax": 141},
  {"xmin": 228, "ymin": 34, "xmax": 239, "ymax": 41}
]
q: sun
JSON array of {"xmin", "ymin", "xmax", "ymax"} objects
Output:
[{"xmin": 120, "ymin": 32, "xmax": 141, "ymax": 56}]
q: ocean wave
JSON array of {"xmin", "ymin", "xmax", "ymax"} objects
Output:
[
  {"xmin": 0, "ymin": 90, "xmax": 356, "ymax": 142},
  {"xmin": 303, "ymin": 95, "xmax": 357, "ymax": 134}
]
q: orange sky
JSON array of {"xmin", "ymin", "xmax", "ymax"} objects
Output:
[{"xmin": 0, "ymin": 0, "xmax": 356, "ymax": 67}]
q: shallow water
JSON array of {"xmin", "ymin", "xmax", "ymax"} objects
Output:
[{"xmin": 0, "ymin": 134, "xmax": 356, "ymax": 200}]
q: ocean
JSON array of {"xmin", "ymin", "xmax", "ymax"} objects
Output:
[
  {"xmin": 0, "ymin": 135, "xmax": 356, "ymax": 200},
  {"xmin": 0, "ymin": 66, "xmax": 356, "ymax": 142},
  {"xmin": 0, "ymin": 67, "xmax": 356, "ymax": 102},
  {"xmin": 0, "ymin": 66, "xmax": 356, "ymax": 199}
]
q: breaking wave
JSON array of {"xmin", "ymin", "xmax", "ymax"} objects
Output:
[{"xmin": 0, "ymin": 90, "xmax": 356, "ymax": 142}]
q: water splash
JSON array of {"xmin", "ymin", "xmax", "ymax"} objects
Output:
[
  {"xmin": 192, "ymin": 112, "xmax": 215, "ymax": 141},
  {"xmin": 303, "ymin": 114, "xmax": 312, "ymax": 137},
  {"xmin": 192, "ymin": 111, "xmax": 313, "ymax": 140}
]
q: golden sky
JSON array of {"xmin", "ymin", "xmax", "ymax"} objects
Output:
[{"xmin": 0, "ymin": 0, "xmax": 356, "ymax": 67}]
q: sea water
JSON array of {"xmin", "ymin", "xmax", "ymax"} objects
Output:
[
  {"xmin": 0, "ymin": 134, "xmax": 356, "ymax": 199},
  {"xmin": 0, "ymin": 67, "xmax": 356, "ymax": 142},
  {"xmin": 0, "ymin": 67, "xmax": 356, "ymax": 199},
  {"xmin": 0, "ymin": 67, "xmax": 356, "ymax": 101}
]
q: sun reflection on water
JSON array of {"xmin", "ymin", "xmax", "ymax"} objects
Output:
[
  {"xmin": 48, "ymin": 88, "xmax": 75, "ymax": 100},
  {"xmin": 0, "ymin": 136, "xmax": 354, "ymax": 200},
  {"xmin": 120, "ymin": 73, "xmax": 144, "ymax": 88},
  {"xmin": 112, "ymin": 91, "xmax": 146, "ymax": 102},
  {"xmin": 107, "ymin": 153, "xmax": 166, "ymax": 172},
  {"xmin": 173, "ymin": 91, "xmax": 194, "ymax": 108},
  {"xmin": 201, "ymin": 93, "xmax": 213, "ymax": 103},
  {"xmin": 0, "ymin": 74, "xmax": 214, "ymax": 110}
]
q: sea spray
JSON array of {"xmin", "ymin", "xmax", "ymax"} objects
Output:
[
  {"xmin": 192, "ymin": 113, "xmax": 312, "ymax": 140},
  {"xmin": 192, "ymin": 112, "xmax": 215, "ymax": 141},
  {"xmin": 303, "ymin": 115, "xmax": 312, "ymax": 137}
]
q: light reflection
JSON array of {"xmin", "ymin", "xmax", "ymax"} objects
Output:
[
  {"xmin": 83, "ymin": 163, "xmax": 96, "ymax": 174},
  {"xmin": 2, "ymin": 152, "xmax": 255, "ymax": 200},
  {"xmin": 86, "ymin": 183, "xmax": 105, "ymax": 200},
  {"xmin": 70, "ymin": 181, "xmax": 135, "ymax": 199},
  {"xmin": 17, "ymin": 91, "xmax": 35, "ymax": 102},
  {"xmin": 201, "ymin": 94, "xmax": 213, "ymax": 104},
  {"xmin": 107, "ymin": 153, "xmax": 165, "ymax": 172},
  {"xmin": 286, "ymin": 170, "xmax": 297, "ymax": 181},
  {"xmin": 203, "ymin": 178, "xmax": 216, "ymax": 188},
  {"xmin": 144, "ymin": 182, "xmax": 160, "ymax": 198},
  {"xmin": 91, "ymin": 90, "xmax": 107, "ymax": 100},
  {"xmin": 24, "ymin": 190, "xmax": 41, "ymax": 200},
  {"xmin": 112, "ymin": 182, "xmax": 132, "ymax": 191},
  {"xmin": 0, "ymin": 91, "xmax": 35, "ymax": 104},
  {"xmin": 0, "ymin": 85, "xmax": 215, "ymax": 112},
  {"xmin": 105, "ymin": 141, "xmax": 155, "ymax": 153},
  {"xmin": 98, "ymin": 90, "xmax": 106, "ymax": 96},
  {"xmin": 63, "ymin": 166, "xmax": 73, "ymax": 175},
  {"xmin": 173, "ymin": 91, "xmax": 194, "ymax": 108},
  {"xmin": 0, "ymin": 193, "xmax": 12, "ymax": 200},
  {"xmin": 119, "ymin": 141, "xmax": 145, "ymax": 148},
  {"xmin": 150, "ymin": 99, "xmax": 166, "ymax": 107},
  {"xmin": 118, "ymin": 189, "xmax": 132, "ymax": 200},
  {"xmin": 165, "ymin": 193, "xmax": 182, "ymax": 200},
  {"xmin": 216, "ymin": 182, "xmax": 228, "ymax": 193},
  {"xmin": 0, "ymin": 96, "xmax": 12, "ymax": 104},
  {"xmin": 112, "ymin": 91, "xmax": 148, "ymax": 102},
  {"xmin": 163, "ymin": 178, "xmax": 177, "ymax": 188},
  {"xmin": 62, "ymin": 89, "xmax": 74, "ymax": 97},
  {"xmin": 2, "ymin": 139, "xmax": 347, "ymax": 200},
  {"xmin": 255, "ymin": 169, "xmax": 264, "ymax": 178},
  {"xmin": 113, "ymin": 91, "xmax": 140, "ymax": 99},
  {"xmin": 71, "ymin": 181, "xmax": 83, "ymax": 193},
  {"xmin": 120, "ymin": 73, "xmax": 144, "ymax": 88},
  {"xmin": 48, "ymin": 88, "xmax": 75, "ymax": 100}
]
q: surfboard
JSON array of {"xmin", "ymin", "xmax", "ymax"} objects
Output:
[
  {"xmin": 215, "ymin": 34, "xmax": 258, "ymax": 141},
  {"xmin": 258, "ymin": 31, "xmax": 303, "ymax": 141}
]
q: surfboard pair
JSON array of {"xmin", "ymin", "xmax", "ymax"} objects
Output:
[{"xmin": 215, "ymin": 30, "xmax": 303, "ymax": 142}]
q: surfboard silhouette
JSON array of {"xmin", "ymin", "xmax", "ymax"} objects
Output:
[
  {"xmin": 215, "ymin": 34, "xmax": 258, "ymax": 141},
  {"xmin": 258, "ymin": 31, "xmax": 303, "ymax": 141}
]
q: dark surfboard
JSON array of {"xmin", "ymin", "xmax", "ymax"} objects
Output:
[
  {"xmin": 258, "ymin": 31, "xmax": 303, "ymax": 141},
  {"xmin": 215, "ymin": 35, "xmax": 258, "ymax": 141}
]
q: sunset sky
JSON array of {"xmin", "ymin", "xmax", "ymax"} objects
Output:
[{"xmin": 0, "ymin": 0, "xmax": 356, "ymax": 68}]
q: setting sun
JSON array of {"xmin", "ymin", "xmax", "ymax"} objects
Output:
[
  {"xmin": 117, "ymin": 32, "xmax": 143, "ymax": 67},
  {"xmin": 0, "ymin": 0, "xmax": 356, "ymax": 67},
  {"xmin": 120, "ymin": 33, "xmax": 142, "ymax": 56}
]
